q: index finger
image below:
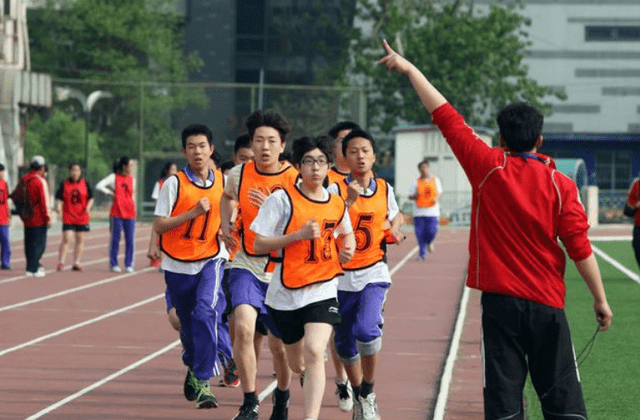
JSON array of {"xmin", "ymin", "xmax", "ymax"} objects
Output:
[{"xmin": 382, "ymin": 38, "xmax": 395, "ymax": 55}]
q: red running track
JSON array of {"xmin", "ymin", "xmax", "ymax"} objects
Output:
[{"xmin": 0, "ymin": 224, "xmax": 484, "ymax": 419}]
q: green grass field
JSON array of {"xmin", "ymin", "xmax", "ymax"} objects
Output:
[{"xmin": 524, "ymin": 239, "xmax": 640, "ymax": 419}]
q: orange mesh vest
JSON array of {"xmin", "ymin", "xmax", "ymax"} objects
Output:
[
  {"xmin": 336, "ymin": 178, "xmax": 388, "ymax": 270},
  {"xmin": 160, "ymin": 170, "xmax": 223, "ymax": 262},
  {"xmin": 326, "ymin": 167, "xmax": 349, "ymax": 186},
  {"xmin": 238, "ymin": 161, "xmax": 299, "ymax": 256},
  {"xmin": 416, "ymin": 177, "xmax": 437, "ymax": 208},
  {"xmin": 280, "ymin": 186, "xmax": 345, "ymax": 289}
]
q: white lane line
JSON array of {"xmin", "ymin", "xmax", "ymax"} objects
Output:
[
  {"xmin": 23, "ymin": 339, "xmax": 181, "ymax": 420},
  {"xmin": 0, "ymin": 294, "xmax": 163, "ymax": 358},
  {"xmin": 0, "ymin": 248, "xmax": 152, "ymax": 286},
  {"xmin": 0, "ymin": 267, "xmax": 156, "ymax": 312},
  {"xmin": 590, "ymin": 235, "xmax": 632, "ymax": 242},
  {"xmin": 433, "ymin": 284, "xmax": 471, "ymax": 420},
  {"xmin": 256, "ymin": 245, "xmax": 419, "ymax": 404},
  {"xmin": 592, "ymin": 244, "xmax": 640, "ymax": 285}
]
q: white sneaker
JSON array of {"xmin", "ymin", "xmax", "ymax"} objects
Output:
[
  {"xmin": 126, "ymin": 267, "xmax": 134, "ymax": 273},
  {"xmin": 34, "ymin": 270, "xmax": 45, "ymax": 278},
  {"xmin": 335, "ymin": 380, "xmax": 354, "ymax": 412},
  {"xmin": 110, "ymin": 266, "xmax": 122, "ymax": 273},
  {"xmin": 427, "ymin": 242, "xmax": 435, "ymax": 253},
  {"xmin": 37, "ymin": 266, "xmax": 46, "ymax": 274},
  {"xmin": 25, "ymin": 271, "xmax": 35, "ymax": 277},
  {"xmin": 360, "ymin": 393, "xmax": 380, "ymax": 420}
]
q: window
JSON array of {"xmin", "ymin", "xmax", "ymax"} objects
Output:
[
  {"xmin": 596, "ymin": 150, "xmax": 632, "ymax": 189},
  {"xmin": 586, "ymin": 26, "xmax": 640, "ymax": 42}
]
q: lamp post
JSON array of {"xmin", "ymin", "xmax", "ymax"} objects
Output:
[{"xmin": 55, "ymin": 87, "xmax": 112, "ymax": 174}]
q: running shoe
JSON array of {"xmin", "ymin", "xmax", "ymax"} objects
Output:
[
  {"xmin": 223, "ymin": 358, "xmax": 241, "ymax": 387},
  {"xmin": 126, "ymin": 266, "xmax": 134, "ymax": 273},
  {"xmin": 0, "ymin": 265, "xmax": 11, "ymax": 270},
  {"xmin": 269, "ymin": 394, "xmax": 289, "ymax": 420},
  {"xmin": 72, "ymin": 265, "xmax": 82, "ymax": 271},
  {"xmin": 233, "ymin": 401, "xmax": 260, "ymax": 420},
  {"xmin": 183, "ymin": 368, "xmax": 198, "ymax": 401},
  {"xmin": 359, "ymin": 393, "xmax": 380, "ymax": 420},
  {"xmin": 57, "ymin": 263, "xmax": 63, "ymax": 271},
  {"xmin": 336, "ymin": 380, "xmax": 354, "ymax": 412},
  {"xmin": 428, "ymin": 242, "xmax": 435, "ymax": 253},
  {"xmin": 110, "ymin": 266, "xmax": 122, "ymax": 273},
  {"xmin": 352, "ymin": 396, "xmax": 364, "ymax": 420},
  {"xmin": 194, "ymin": 382, "xmax": 218, "ymax": 409}
]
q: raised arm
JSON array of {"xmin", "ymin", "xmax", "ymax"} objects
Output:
[{"xmin": 375, "ymin": 39, "xmax": 447, "ymax": 114}]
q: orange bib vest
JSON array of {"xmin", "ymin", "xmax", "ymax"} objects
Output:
[
  {"xmin": 416, "ymin": 177, "xmax": 437, "ymax": 208},
  {"xmin": 336, "ymin": 178, "xmax": 388, "ymax": 270},
  {"xmin": 279, "ymin": 186, "xmax": 346, "ymax": 289},
  {"xmin": 160, "ymin": 170, "xmax": 223, "ymax": 262},
  {"xmin": 326, "ymin": 167, "xmax": 349, "ymax": 186},
  {"xmin": 238, "ymin": 161, "xmax": 299, "ymax": 256}
]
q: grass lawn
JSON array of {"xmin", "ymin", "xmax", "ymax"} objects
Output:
[{"xmin": 525, "ymin": 240, "xmax": 640, "ymax": 419}]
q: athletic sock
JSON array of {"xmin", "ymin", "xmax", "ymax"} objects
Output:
[
  {"xmin": 244, "ymin": 391, "xmax": 258, "ymax": 406},
  {"xmin": 360, "ymin": 380, "xmax": 374, "ymax": 398},
  {"xmin": 274, "ymin": 388, "xmax": 290, "ymax": 406},
  {"xmin": 352, "ymin": 384, "xmax": 361, "ymax": 400}
]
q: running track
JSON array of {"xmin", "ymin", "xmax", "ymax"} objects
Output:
[{"xmin": 0, "ymin": 223, "xmax": 483, "ymax": 419}]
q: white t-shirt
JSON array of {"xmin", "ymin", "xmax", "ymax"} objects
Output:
[
  {"xmin": 151, "ymin": 181, "xmax": 162, "ymax": 200},
  {"xmin": 409, "ymin": 177, "xmax": 443, "ymax": 217},
  {"xmin": 251, "ymin": 188, "xmax": 353, "ymax": 311},
  {"xmin": 224, "ymin": 164, "xmax": 272, "ymax": 283},
  {"xmin": 154, "ymin": 173, "xmax": 228, "ymax": 275},
  {"xmin": 327, "ymin": 179, "xmax": 399, "ymax": 292},
  {"xmin": 95, "ymin": 173, "xmax": 137, "ymax": 196}
]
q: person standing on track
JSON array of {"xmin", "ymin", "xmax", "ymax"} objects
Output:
[
  {"xmin": 148, "ymin": 161, "xmax": 177, "ymax": 268},
  {"xmin": 0, "ymin": 163, "xmax": 11, "ymax": 270},
  {"xmin": 96, "ymin": 157, "xmax": 136, "ymax": 273},
  {"xmin": 252, "ymin": 136, "xmax": 355, "ymax": 420},
  {"xmin": 153, "ymin": 124, "xmax": 228, "ymax": 409},
  {"xmin": 409, "ymin": 159, "xmax": 442, "ymax": 260},
  {"xmin": 377, "ymin": 38, "xmax": 613, "ymax": 420},
  {"xmin": 220, "ymin": 110, "xmax": 299, "ymax": 420},
  {"xmin": 328, "ymin": 129, "xmax": 405, "ymax": 420},
  {"xmin": 19, "ymin": 156, "xmax": 52, "ymax": 277},
  {"xmin": 55, "ymin": 163, "xmax": 94, "ymax": 272}
]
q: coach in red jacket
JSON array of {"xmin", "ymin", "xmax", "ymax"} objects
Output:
[
  {"xmin": 377, "ymin": 40, "xmax": 612, "ymax": 420},
  {"xmin": 23, "ymin": 155, "xmax": 52, "ymax": 277}
]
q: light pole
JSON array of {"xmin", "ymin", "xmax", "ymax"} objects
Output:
[{"xmin": 55, "ymin": 87, "xmax": 112, "ymax": 174}]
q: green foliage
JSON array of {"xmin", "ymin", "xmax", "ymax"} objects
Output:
[
  {"xmin": 348, "ymin": 0, "xmax": 565, "ymax": 131},
  {"xmin": 27, "ymin": 0, "xmax": 206, "ymax": 171}
]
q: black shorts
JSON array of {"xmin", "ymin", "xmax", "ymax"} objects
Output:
[
  {"xmin": 62, "ymin": 224, "xmax": 90, "ymax": 232},
  {"xmin": 267, "ymin": 298, "xmax": 341, "ymax": 345}
]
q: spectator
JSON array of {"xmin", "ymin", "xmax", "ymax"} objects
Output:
[
  {"xmin": 0, "ymin": 163, "xmax": 11, "ymax": 270},
  {"xmin": 22, "ymin": 156, "xmax": 52, "ymax": 277}
]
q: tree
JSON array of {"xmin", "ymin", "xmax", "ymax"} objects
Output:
[
  {"xmin": 27, "ymin": 0, "xmax": 205, "ymax": 169},
  {"xmin": 348, "ymin": 0, "xmax": 565, "ymax": 132}
]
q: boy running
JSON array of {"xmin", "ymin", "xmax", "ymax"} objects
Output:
[
  {"xmin": 220, "ymin": 110, "xmax": 299, "ymax": 420},
  {"xmin": 377, "ymin": 39, "xmax": 612, "ymax": 419},
  {"xmin": 153, "ymin": 124, "xmax": 228, "ymax": 409},
  {"xmin": 409, "ymin": 160, "xmax": 442, "ymax": 259},
  {"xmin": 251, "ymin": 136, "xmax": 356, "ymax": 420},
  {"xmin": 328, "ymin": 128, "xmax": 405, "ymax": 420}
]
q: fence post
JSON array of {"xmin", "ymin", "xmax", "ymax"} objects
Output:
[{"xmin": 138, "ymin": 82, "xmax": 144, "ymax": 220}]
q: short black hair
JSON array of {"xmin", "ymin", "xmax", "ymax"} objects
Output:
[
  {"xmin": 496, "ymin": 102, "xmax": 544, "ymax": 153},
  {"xmin": 342, "ymin": 128, "xmax": 376, "ymax": 157},
  {"xmin": 0, "ymin": 163, "xmax": 5, "ymax": 171},
  {"xmin": 220, "ymin": 161, "xmax": 236, "ymax": 173},
  {"xmin": 245, "ymin": 110, "xmax": 290, "ymax": 143},
  {"xmin": 181, "ymin": 124, "xmax": 213, "ymax": 149},
  {"xmin": 234, "ymin": 133, "xmax": 251, "ymax": 154},
  {"xmin": 114, "ymin": 156, "xmax": 130, "ymax": 174},
  {"xmin": 418, "ymin": 160, "xmax": 429, "ymax": 170},
  {"xmin": 68, "ymin": 162, "xmax": 81, "ymax": 170},
  {"xmin": 159, "ymin": 161, "xmax": 175, "ymax": 179},
  {"xmin": 292, "ymin": 136, "xmax": 333, "ymax": 165},
  {"xmin": 328, "ymin": 121, "xmax": 361, "ymax": 140}
]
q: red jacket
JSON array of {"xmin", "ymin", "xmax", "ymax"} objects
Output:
[
  {"xmin": 432, "ymin": 103, "xmax": 592, "ymax": 309},
  {"xmin": 627, "ymin": 179, "xmax": 640, "ymax": 226},
  {"xmin": 0, "ymin": 179, "xmax": 9, "ymax": 225},
  {"xmin": 22, "ymin": 170, "xmax": 51, "ymax": 227}
]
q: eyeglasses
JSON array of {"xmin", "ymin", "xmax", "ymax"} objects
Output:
[{"xmin": 301, "ymin": 157, "xmax": 329, "ymax": 167}]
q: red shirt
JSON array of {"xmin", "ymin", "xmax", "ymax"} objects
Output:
[
  {"xmin": 56, "ymin": 178, "xmax": 92, "ymax": 225},
  {"xmin": 111, "ymin": 173, "xmax": 135, "ymax": 219},
  {"xmin": 627, "ymin": 179, "xmax": 640, "ymax": 226},
  {"xmin": 22, "ymin": 170, "xmax": 51, "ymax": 227},
  {"xmin": 432, "ymin": 103, "xmax": 592, "ymax": 309},
  {"xmin": 0, "ymin": 179, "xmax": 9, "ymax": 225}
]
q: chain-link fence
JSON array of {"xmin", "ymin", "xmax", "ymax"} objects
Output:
[{"xmin": 42, "ymin": 79, "xmax": 367, "ymax": 217}]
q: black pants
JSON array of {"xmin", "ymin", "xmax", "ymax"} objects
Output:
[
  {"xmin": 632, "ymin": 226, "xmax": 640, "ymax": 270},
  {"xmin": 24, "ymin": 226, "xmax": 48, "ymax": 273},
  {"xmin": 481, "ymin": 293, "xmax": 588, "ymax": 420}
]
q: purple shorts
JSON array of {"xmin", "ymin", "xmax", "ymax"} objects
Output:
[{"xmin": 227, "ymin": 267, "xmax": 280, "ymax": 338}]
